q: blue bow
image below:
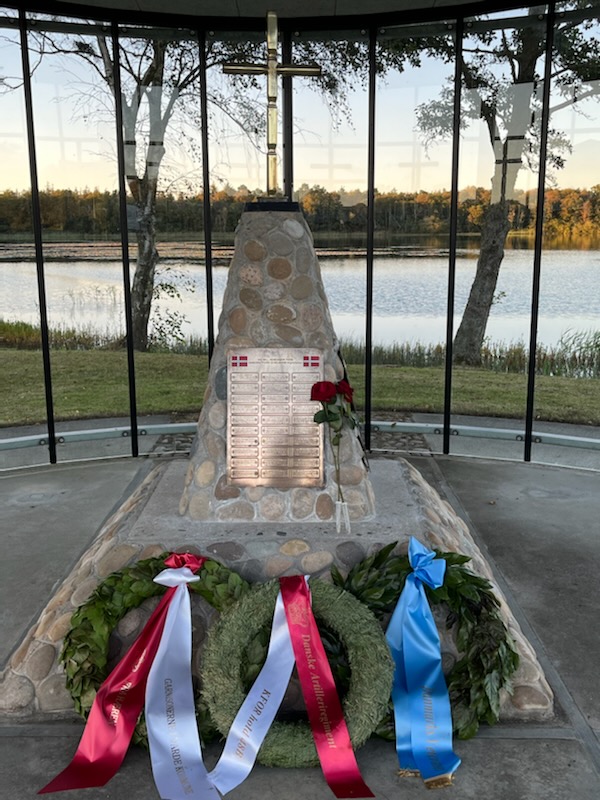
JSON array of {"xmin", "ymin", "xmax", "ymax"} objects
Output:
[{"xmin": 386, "ymin": 537, "xmax": 461, "ymax": 784}]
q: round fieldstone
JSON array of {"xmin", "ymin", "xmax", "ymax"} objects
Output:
[
  {"xmin": 339, "ymin": 465, "xmax": 364, "ymax": 485},
  {"xmin": 344, "ymin": 488, "xmax": 372, "ymax": 520},
  {"xmin": 280, "ymin": 539, "xmax": 310, "ymax": 556},
  {"xmin": 266, "ymin": 304, "xmax": 295, "ymax": 324},
  {"xmin": 316, "ymin": 492, "xmax": 335, "ymax": 520},
  {"xmin": 229, "ymin": 307, "xmax": 247, "ymax": 334},
  {"xmin": 300, "ymin": 304, "xmax": 324, "ymax": 331},
  {"xmin": 291, "ymin": 488, "xmax": 315, "ymax": 519},
  {"xmin": 96, "ymin": 545, "xmax": 139, "ymax": 580},
  {"xmin": 263, "ymin": 281, "xmax": 287, "ymax": 301},
  {"xmin": 188, "ymin": 492, "xmax": 211, "ymax": 520},
  {"xmin": 268, "ymin": 231, "xmax": 294, "ymax": 255},
  {"xmin": 336, "ymin": 540, "xmax": 365, "ymax": 565},
  {"xmin": 217, "ymin": 501, "xmax": 255, "ymax": 521},
  {"xmin": 240, "ymin": 264, "xmax": 264, "ymax": 286},
  {"xmin": 117, "ymin": 608, "xmax": 145, "ymax": 638},
  {"xmin": 250, "ymin": 318, "xmax": 272, "ymax": 345},
  {"xmin": 0, "ymin": 672, "xmax": 34, "ymax": 712},
  {"xmin": 244, "ymin": 239, "xmax": 267, "ymax": 261},
  {"xmin": 301, "ymin": 551, "xmax": 333, "ymax": 573},
  {"xmin": 214, "ymin": 475, "xmax": 240, "ymax": 500},
  {"xmin": 46, "ymin": 612, "xmax": 74, "ymax": 643},
  {"xmin": 290, "ymin": 275, "xmax": 314, "ymax": 300},
  {"xmin": 206, "ymin": 541, "xmax": 246, "ymax": 561},
  {"xmin": 511, "ymin": 686, "xmax": 553, "ymax": 712},
  {"xmin": 265, "ymin": 556, "xmax": 295, "ymax": 577},
  {"xmin": 195, "ymin": 460, "xmax": 216, "ymax": 487},
  {"xmin": 38, "ymin": 673, "xmax": 72, "ymax": 711},
  {"xmin": 259, "ymin": 493, "xmax": 287, "ymax": 520},
  {"xmin": 22, "ymin": 643, "xmax": 56, "ymax": 682},
  {"xmin": 239, "ymin": 287, "xmax": 263, "ymax": 311},
  {"xmin": 215, "ymin": 366, "xmax": 228, "ymax": 400},
  {"xmin": 179, "ymin": 492, "xmax": 189, "ymax": 515},
  {"xmin": 274, "ymin": 324, "xmax": 303, "ymax": 345},
  {"xmin": 245, "ymin": 486, "xmax": 265, "ymax": 502},
  {"xmin": 296, "ymin": 246, "xmax": 314, "ymax": 273},
  {"xmin": 283, "ymin": 218, "xmax": 305, "ymax": 239},
  {"xmin": 205, "ymin": 431, "xmax": 225, "ymax": 459},
  {"xmin": 267, "ymin": 257, "xmax": 292, "ymax": 280},
  {"xmin": 71, "ymin": 577, "xmax": 98, "ymax": 607},
  {"xmin": 308, "ymin": 331, "xmax": 330, "ymax": 350},
  {"xmin": 208, "ymin": 402, "xmax": 226, "ymax": 430}
]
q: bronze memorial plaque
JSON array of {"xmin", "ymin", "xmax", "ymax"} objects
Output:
[{"xmin": 227, "ymin": 348, "xmax": 324, "ymax": 487}]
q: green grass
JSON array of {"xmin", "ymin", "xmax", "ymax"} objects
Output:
[
  {"xmin": 0, "ymin": 350, "xmax": 209, "ymax": 425},
  {"xmin": 1, "ymin": 349, "xmax": 597, "ymax": 428}
]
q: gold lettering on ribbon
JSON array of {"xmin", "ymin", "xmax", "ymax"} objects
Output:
[
  {"xmin": 235, "ymin": 688, "xmax": 272, "ymax": 759},
  {"xmin": 164, "ymin": 678, "xmax": 194, "ymax": 795},
  {"xmin": 422, "ymin": 685, "xmax": 444, "ymax": 775},
  {"xmin": 108, "ymin": 681, "xmax": 133, "ymax": 726}
]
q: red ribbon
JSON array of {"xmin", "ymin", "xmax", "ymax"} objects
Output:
[
  {"xmin": 39, "ymin": 553, "xmax": 205, "ymax": 794},
  {"xmin": 279, "ymin": 576, "xmax": 374, "ymax": 799}
]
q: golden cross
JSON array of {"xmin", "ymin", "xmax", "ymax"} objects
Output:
[{"xmin": 223, "ymin": 12, "xmax": 321, "ymax": 196}]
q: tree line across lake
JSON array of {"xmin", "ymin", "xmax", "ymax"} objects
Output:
[{"xmin": 1, "ymin": 184, "xmax": 599, "ymax": 242}]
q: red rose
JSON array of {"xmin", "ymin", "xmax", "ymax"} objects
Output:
[
  {"xmin": 336, "ymin": 379, "xmax": 353, "ymax": 403},
  {"xmin": 311, "ymin": 380, "xmax": 337, "ymax": 403}
]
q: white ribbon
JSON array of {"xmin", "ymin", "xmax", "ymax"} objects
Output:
[
  {"xmin": 208, "ymin": 589, "xmax": 296, "ymax": 794},
  {"xmin": 145, "ymin": 568, "xmax": 300, "ymax": 799},
  {"xmin": 146, "ymin": 567, "xmax": 219, "ymax": 800}
]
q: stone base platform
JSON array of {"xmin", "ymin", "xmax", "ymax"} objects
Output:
[{"xmin": 1, "ymin": 457, "xmax": 553, "ymax": 722}]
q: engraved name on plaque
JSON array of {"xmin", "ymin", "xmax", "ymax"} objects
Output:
[{"xmin": 227, "ymin": 348, "xmax": 324, "ymax": 488}]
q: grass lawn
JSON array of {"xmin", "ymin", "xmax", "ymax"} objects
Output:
[{"xmin": 1, "ymin": 349, "xmax": 598, "ymax": 427}]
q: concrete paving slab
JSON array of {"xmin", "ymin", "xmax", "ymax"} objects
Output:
[
  {"xmin": 0, "ymin": 459, "xmax": 149, "ymax": 668},
  {"xmin": 1, "ymin": 724, "xmax": 599, "ymax": 800},
  {"xmin": 411, "ymin": 456, "xmax": 600, "ymax": 734}
]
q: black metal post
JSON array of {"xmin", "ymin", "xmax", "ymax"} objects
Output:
[
  {"xmin": 282, "ymin": 29, "xmax": 294, "ymax": 199},
  {"xmin": 111, "ymin": 22, "xmax": 138, "ymax": 456},
  {"xmin": 19, "ymin": 9, "xmax": 57, "ymax": 464},
  {"xmin": 364, "ymin": 28, "xmax": 377, "ymax": 451},
  {"xmin": 524, "ymin": 2, "xmax": 556, "ymax": 461},
  {"xmin": 443, "ymin": 17, "xmax": 464, "ymax": 455},
  {"xmin": 198, "ymin": 30, "xmax": 215, "ymax": 362}
]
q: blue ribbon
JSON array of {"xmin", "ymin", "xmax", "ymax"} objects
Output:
[{"xmin": 386, "ymin": 537, "xmax": 461, "ymax": 783}]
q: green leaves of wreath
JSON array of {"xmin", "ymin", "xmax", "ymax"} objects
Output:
[{"xmin": 61, "ymin": 542, "xmax": 519, "ymax": 755}]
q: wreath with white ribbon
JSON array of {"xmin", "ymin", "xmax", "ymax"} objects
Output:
[{"xmin": 201, "ymin": 579, "xmax": 394, "ymax": 768}]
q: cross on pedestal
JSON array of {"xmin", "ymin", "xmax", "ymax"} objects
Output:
[{"xmin": 223, "ymin": 12, "xmax": 321, "ymax": 196}]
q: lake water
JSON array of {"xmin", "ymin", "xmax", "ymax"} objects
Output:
[{"xmin": 1, "ymin": 248, "xmax": 598, "ymax": 347}]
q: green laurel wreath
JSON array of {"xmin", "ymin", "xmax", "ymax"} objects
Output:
[
  {"xmin": 332, "ymin": 542, "xmax": 520, "ymax": 739},
  {"xmin": 201, "ymin": 579, "xmax": 394, "ymax": 768},
  {"xmin": 60, "ymin": 554, "xmax": 250, "ymax": 744},
  {"xmin": 61, "ymin": 541, "xmax": 519, "ymax": 750}
]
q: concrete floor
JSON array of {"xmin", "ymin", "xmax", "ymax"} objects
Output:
[{"xmin": 0, "ymin": 444, "xmax": 599, "ymax": 799}]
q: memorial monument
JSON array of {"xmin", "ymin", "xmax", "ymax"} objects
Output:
[{"xmin": 180, "ymin": 12, "xmax": 374, "ymax": 526}]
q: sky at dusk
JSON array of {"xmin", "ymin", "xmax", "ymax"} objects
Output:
[{"xmin": 0, "ymin": 27, "xmax": 598, "ymax": 198}]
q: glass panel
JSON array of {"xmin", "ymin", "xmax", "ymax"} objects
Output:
[
  {"xmin": 291, "ymin": 31, "xmax": 370, "ymax": 412},
  {"xmin": 447, "ymin": 7, "xmax": 548, "ymax": 459},
  {"xmin": 371, "ymin": 21, "xmax": 456, "ymax": 455},
  {"xmin": 0, "ymin": 9, "xmax": 50, "ymax": 468},
  {"xmin": 18, "ymin": 14, "xmax": 138, "ymax": 461},
  {"xmin": 115, "ymin": 25, "xmax": 206, "ymax": 453},
  {"xmin": 532, "ymin": 1, "xmax": 600, "ymax": 468}
]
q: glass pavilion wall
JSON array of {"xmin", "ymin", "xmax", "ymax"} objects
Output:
[{"xmin": 0, "ymin": 2, "xmax": 598, "ymax": 466}]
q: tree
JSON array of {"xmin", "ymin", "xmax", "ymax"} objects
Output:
[
  {"xmin": 416, "ymin": 2, "xmax": 600, "ymax": 364},
  {"xmin": 20, "ymin": 25, "xmax": 412, "ymax": 350}
]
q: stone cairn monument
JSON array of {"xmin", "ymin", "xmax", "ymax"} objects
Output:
[{"xmin": 179, "ymin": 206, "xmax": 374, "ymax": 525}]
